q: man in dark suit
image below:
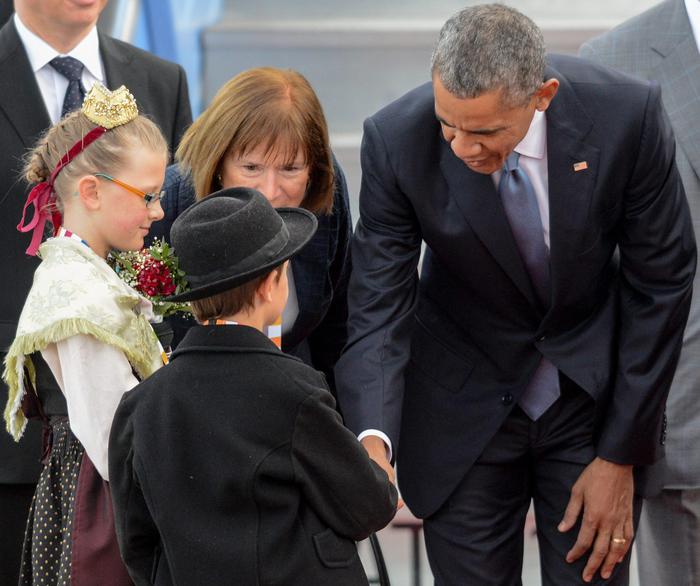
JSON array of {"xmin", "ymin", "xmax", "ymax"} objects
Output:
[
  {"xmin": 335, "ymin": 4, "xmax": 696, "ymax": 585},
  {"xmin": 0, "ymin": 0, "xmax": 192, "ymax": 582}
]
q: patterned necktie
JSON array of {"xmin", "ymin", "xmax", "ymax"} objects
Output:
[
  {"xmin": 49, "ymin": 56, "xmax": 86, "ymax": 118},
  {"xmin": 499, "ymin": 151, "xmax": 560, "ymax": 420}
]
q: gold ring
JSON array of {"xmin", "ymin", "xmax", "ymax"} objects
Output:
[{"xmin": 611, "ymin": 537, "xmax": 626, "ymax": 545}]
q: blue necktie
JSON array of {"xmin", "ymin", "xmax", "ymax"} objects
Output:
[
  {"xmin": 49, "ymin": 56, "xmax": 86, "ymax": 118},
  {"xmin": 498, "ymin": 152, "xmax": 560, "ymax": 420}
]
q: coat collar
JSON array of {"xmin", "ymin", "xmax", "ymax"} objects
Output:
[
  {"xmin": 0, "ymin": 19, "xmax": 51, "ymax": 148},
  {"xmin": 439, "ymin": 63, "xmax": 599, "ymax": 312},
  {"xmin": 172, "ymin": 323, "xmax": 303, "ymax": 363}
]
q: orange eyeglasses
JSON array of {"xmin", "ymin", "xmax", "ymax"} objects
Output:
[{"xmin": 94, "ymin": 173, "xmax": 165, "ymax": 207}]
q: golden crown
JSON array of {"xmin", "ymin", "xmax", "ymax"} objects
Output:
[{"xmin": 81, "ymin": 83, "xmax": 138, "ymax": 129}]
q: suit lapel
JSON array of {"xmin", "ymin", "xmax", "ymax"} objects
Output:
[
  {"xmin": 99, "ymin": 33, "xmax": 148, "ymax": 102},
  {"xmin": 0, "ymin": 20, "xmax": 51, "ymax": 148},
  {"xmin": 543, "ymin": 72, "xmax": 600, "ymax": 309},
  {"xmin": 440, "ymin": 142, "xmax": 540, "ymax": 308},
  {"xmin": 648, "ymin": 1, "xmax": 700, "ymax": 178}
]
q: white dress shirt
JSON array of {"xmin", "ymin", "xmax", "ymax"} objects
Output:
[
  {"xmin": 685, "ymin": 0, "xmax": 700, "ymax": 54},
  {"xmin": 361, "ymin": 109, "xmax": 551, "ymax": 460},
  {"xmin": 14, "ymin": 13, "xmax": 104, "ymax": 124}
]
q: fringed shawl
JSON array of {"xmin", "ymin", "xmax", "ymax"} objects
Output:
[{"xmin": 4, "ymin": 237, "xmax": 162, "ymax": 440}]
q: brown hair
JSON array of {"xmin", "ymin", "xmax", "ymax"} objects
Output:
[
  {"xmin": 24, "ymin": 111, "xmax": 168, "ymax": 208},
  {"xmin": 176, "ymin": 67, "xmax": 334, "ymax": 214},
  {"xmin": 190, "ymin": 265, "xmax": 285, "ymax": 322}
]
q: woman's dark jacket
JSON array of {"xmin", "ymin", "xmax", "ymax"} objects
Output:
[{"xmin": 148, "ymin": 160, "xmax": 352, "ymax": 391}]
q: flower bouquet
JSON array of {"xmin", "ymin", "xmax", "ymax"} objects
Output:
[{"xmin": 112, "ymin": 239, "xmax": 191, "ymax": 350}]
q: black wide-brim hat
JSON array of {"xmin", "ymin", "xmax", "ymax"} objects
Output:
[{"xmin": 166, "ymin": 187, "xmax": 318, "ymax": 302}]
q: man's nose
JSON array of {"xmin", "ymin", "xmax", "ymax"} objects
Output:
[{"xmin": 450, "ymin": 133, "xmax": 482, "ymax": 160}]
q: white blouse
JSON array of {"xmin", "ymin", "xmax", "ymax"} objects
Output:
[{"xmin": 41, "ymin": 335, "xmax": 139, "ymax": 481}]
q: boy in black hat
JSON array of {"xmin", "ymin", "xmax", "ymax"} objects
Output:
[{"xmin": 108, "ymin": 187, "xmax": 398, "ymax": 586}]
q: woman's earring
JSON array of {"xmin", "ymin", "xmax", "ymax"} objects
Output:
[{"xmin": 216, "ymin": 173, "xmax": 222, "ymax": 184}]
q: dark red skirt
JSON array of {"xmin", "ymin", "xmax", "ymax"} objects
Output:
[{"xmin": 19, "ymin": 419, "xmax": 132, "ymax": 586}]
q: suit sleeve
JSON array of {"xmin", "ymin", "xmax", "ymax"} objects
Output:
[
  {"xmin": 108, "ymin": 395, "xmax": 161, "ymax": 586},
  {"xmin": 334, "ymin": 117, "xmax": 422, "ymax": 452},
  {"xmin": 307, "ymin": 158, "xmax": 352, "ymax": 392},
  {"xmin": 291, "ymin": 387, "xmax": 398, "ymax": 541},
  {"xmin": 597, "ymin": 84, "xmax": 696, "ymax": 464}
]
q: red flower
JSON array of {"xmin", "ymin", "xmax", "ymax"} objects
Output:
[{"xmin": 134, "ymin": 254, "xmax": 177, "ymax": 298}]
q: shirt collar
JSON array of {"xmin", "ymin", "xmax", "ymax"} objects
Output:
[
  {"xmin": 514, "ymin": 109, "xmax": 546, "ymax": 160},
  {"xmin": 14, "ymin": 13, "xmax": 103, "ymax": 82}
]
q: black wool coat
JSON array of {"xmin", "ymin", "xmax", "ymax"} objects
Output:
[{"xmin": 109, "ymin": 325, "xmax": 397, "ymax": 586}]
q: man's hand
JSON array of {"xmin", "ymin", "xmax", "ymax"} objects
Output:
[
  {"xmin": 558, "ymin": 457, "xmax": 634, "ymax": 582},
  {"xmin": 361, "ymin": 435, "xmax": 404, "ymax": 510}
]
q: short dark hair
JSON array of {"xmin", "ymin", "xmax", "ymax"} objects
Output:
[
  {"xmin": 191, "ymin": 265, "xmax": 284, "ymax": 322},
  {"xmin": 430, "ymin": 4, "xmax": 546, "ymax": 106}
]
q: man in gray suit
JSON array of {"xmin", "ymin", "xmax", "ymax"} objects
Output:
[{"xmin": 581, "ymin": 1, "xmax": 700, "ymax": 584}]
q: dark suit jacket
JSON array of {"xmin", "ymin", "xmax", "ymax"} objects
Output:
[
  {"xmin": 0, "ymin": 18, "xmax": 192, "ymax": 482},
  {"xmin": 109, "ymin": 325, "xmax": 397, "ymax": 586},
  {"xmin": 335, "ymin": 54, "xmax": 697, "ymax": 518},
  {"xmin": 148, "ymin": 161, "xmax": 353, "ymax": 390}
]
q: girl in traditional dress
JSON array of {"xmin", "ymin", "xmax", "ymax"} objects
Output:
[{"xmin": 3, "ymin": 83, "xmax": 167, "ymax": 585}]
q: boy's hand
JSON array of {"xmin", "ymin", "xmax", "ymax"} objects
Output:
[{"xmin": 361, "ymin": 436, "xmax": 404, "ymax": 510}]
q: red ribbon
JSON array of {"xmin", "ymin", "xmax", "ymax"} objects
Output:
[{"xmin": 17, "ymin": 126, "xmax": 108, "ymax": 256}]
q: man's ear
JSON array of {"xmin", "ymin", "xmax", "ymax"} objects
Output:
[
  {"xmin": 76, "ymin": 175, "xmax": 101, "ymax": 211},
  {"xmin": 534, "ymin": 78, "xmax": 560, "ymax": 112}
]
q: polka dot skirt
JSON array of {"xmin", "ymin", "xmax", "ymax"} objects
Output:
[{"xmin": 20, "ymin": 419, "xmax": 84, "ymax": 585}]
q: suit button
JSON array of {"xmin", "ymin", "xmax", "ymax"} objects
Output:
[
  {"xmin": 537, "ymin": 335, "xmax": 546, "ymax": 342},
  {"xmin": 502, "ymin": 393, "xmax": 514, "ymax": 406}
]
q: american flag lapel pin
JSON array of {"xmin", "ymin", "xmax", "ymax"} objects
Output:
[{"xmin": 573, "ymin": 161, "xmax": 588, "ymax": 172}]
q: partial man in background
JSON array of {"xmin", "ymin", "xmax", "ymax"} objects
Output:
[
  {"xmin": 0, "ymin": 0, "xmax": 192, "ymax": 582},
  {"xmin": 581, "ymin": 2, "xmax": 700, "ymax": 584}
]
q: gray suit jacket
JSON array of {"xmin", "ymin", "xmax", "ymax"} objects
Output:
[
  {"xmin": 0, "ymin": 18, "xmax": 192, "ymax": 483},
  {"xmin": 581, "ymin": 0, "xmax": 700, "ymax": 491}
]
